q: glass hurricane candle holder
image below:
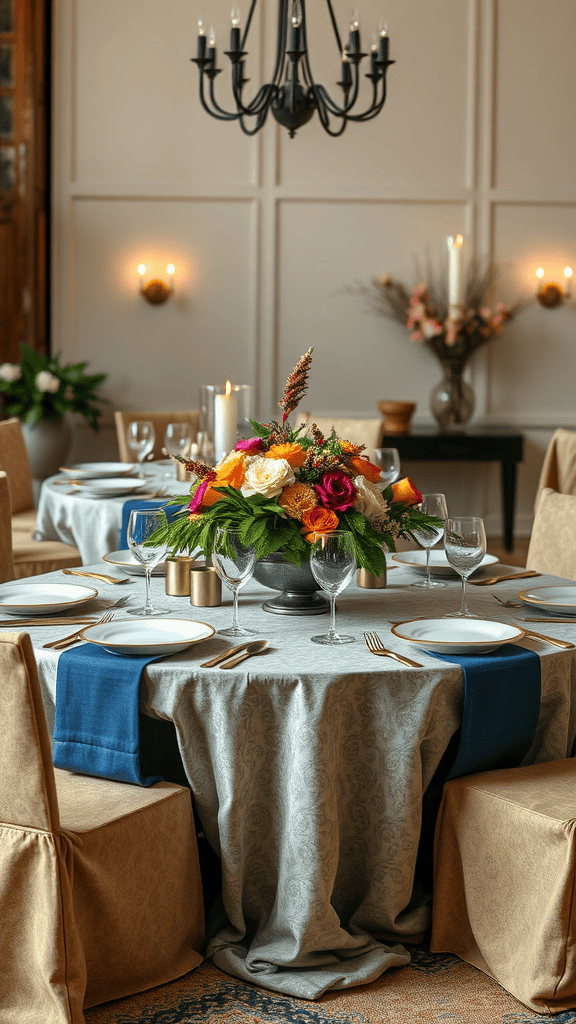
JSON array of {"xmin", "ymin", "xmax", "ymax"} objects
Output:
[{"xmin": 199, "ymin": 384, "xmax": 254, "ymax": 464}]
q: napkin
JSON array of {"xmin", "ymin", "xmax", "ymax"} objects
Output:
[
  {"xmin": 119, "ymin": 498, "xmax": 183, "ymax": 550},
  {"xmin": 429, "ymin": 644, "xmax": 541, "ymax": 780},
  {"xmin": 52, "ymin": 644, "xmax": 163, "ymax": 786}
]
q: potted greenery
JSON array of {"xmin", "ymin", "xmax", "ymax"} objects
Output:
[{"xmin": 0, "ymin": 343, "xmax": 107, "ymax": 480}]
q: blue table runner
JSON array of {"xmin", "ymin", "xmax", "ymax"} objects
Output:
[
  {"xmin": 119, "ymin": 498, "xmax": 183, "ymax": 550},
  {"xmin": 53, "ymin": 644, "xmax": 163, "ymax": 786},
  {"xmin": 430, "ymin": 644, "xmax": 541, "ymax": 780}
]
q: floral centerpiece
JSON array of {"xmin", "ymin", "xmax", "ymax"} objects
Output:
[
  {"xmin": 0, "ymin": 343, "xmax": 107, "ymax": 429},
  {"xmin": 351, "ymin": 252, "xmax": 525, "ymax": 427},
  {"xmin": 152, "ymin": 348, "xmax": 441, "ymax": 577}
]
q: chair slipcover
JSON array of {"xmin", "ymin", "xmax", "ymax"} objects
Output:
[
  {"xmin": 526, "ymin": 487, "xmax": 576, "ymax": 581},
  {"xmin": 0, "ymin": 418, "xmax": 82, "ymax": 578},
  {"xmin": 534, "ymin": 428, "xmax": 576, "ymax": 512},
  {"xmin": 296, "ymin": 414, "xmax": 384, "ymax": 461},
  {"xmin": 0, "ymin": 471, "xmax": 15, "ymax": 582},
  {"xmin": 0, "ymin": 631, "xmax": 204, "ymax": 1024},
  {"xmin": 431, "ymin": 758, "xmax": 576, "ymax": 1014},
  {"xmin": 114, "ymin": 410, "xmax": 200, "ymax": 463}
]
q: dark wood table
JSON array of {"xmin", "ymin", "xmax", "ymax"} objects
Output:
[{"xmin": 380, "ymin": 425, "xmax": 524, "ymax": 551}]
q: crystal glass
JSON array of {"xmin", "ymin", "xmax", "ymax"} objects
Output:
[
  {"xmin": 163, "ymin": 423, "xmax": 192, "ymax": 476},
  {"xmin": 444, "ymin": 516, "xmax": 486, "ymax": 617},
  {"xmin": 309, "ymin": 531, "xmax": 357, "ymax": 645},
  {"xmin": 373, "ymin": 448, "xmax": 401, "ymax": 488},
  {"xmin": 411, "ymin": 493, "xmax": 449, "ymax": 589},
  {"xmin": 126, "ymin": 509, "xmax": 169, "ymax": 616},
  {"xmin": 127, "ymin": 421, "xmax": 155, "ymax": 464},
  {"xmin": 212, "ymin": 528, "xmax": 257, "ymax": 636}
]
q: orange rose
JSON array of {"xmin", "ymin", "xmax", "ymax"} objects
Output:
[
  {"xmin": 302, "ymin": 506, "xmax": 339, "ymax": 541},
  {"xmin": 213, "ymin": 451, "xmax": 246, "ymax": 488},
  {"xmin": 265, "ymin": 443, "xmax": 307, "ymax": 468},
  {"xmin": 390, "ymin": 477, "xmax": 422, "ymax": 507},
  {"xmin": 350, "ymin": 456, "xmax": 382, "ymax": 483}
]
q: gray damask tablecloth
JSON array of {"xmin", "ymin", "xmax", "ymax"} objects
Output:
[{"xmin": 26, "ymin": 564, "xmax": 576, "ymax": 1000}]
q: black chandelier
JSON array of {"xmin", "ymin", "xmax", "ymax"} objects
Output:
[{"xmin": 191, "ymin": 1, "xmax": 394, "ymax": 138}]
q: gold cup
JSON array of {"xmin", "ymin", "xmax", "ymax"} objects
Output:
[
  {"xmin": 165, "ymin": 555, "xmax": 198, "ymax": 596},
  {"xmin": 176, "ymin": 461, "xmax": 194, "ymax": 482},
  {"xmin": 357, "ymin": 565, "xmax": 387, "ymax": 589},
  {"xmin": 190, "ymin": 565, "xmax": 222, "ymax": 607}
]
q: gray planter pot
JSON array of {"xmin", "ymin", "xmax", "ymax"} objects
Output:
[
  {"xmin": 252, "ymin": 551, "xmax": 328, "ymax": 615},
  {"xmin": 20, "ymin": 417, "xmax": 72, "ymax": 485}
]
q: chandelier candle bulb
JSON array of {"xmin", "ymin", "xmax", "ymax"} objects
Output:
[
  {"xmin": 230, "ymin": 5, "xmax": 241, "ymax": 50},
  {"xmin": 197, "ymin": 17, "xmax": 206, "ymax": 58},
  {"xmin": 378, "ymin": 21, "xmax": 389, "ymax": 62},
  {"xmin": 213, "ymin": 381, "xmax": 238, "ymax": 463}
]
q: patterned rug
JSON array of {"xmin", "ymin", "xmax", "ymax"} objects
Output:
[{"xmin": 84, "ymin": 948, "xmax": 576, "ymax": 1024}]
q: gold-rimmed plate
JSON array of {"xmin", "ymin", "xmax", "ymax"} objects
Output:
[
  {"xmin": 391, "ymin": 617, "xmax": 524, "ymax": 655},
  {"xmin": 391, "ymin": 551, "xmax": 499, "ymax": 577},
  {"xmin": 518, "ymin": 585, "xmax": 576, "ymax": 616},
  {"xmin": 80, "ymin": 618, "xmax": 215, "ymax": 656},
  {"xmin": 0, "ymin": 582, "xmax": 98, "ymax": 616}
]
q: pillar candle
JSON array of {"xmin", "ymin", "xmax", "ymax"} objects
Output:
[
  {"xmin": 213, "ymin": 383, "xmax": 238, "ymax": 463},
  {"xmin": 447, "ymin": 234, "xmax": 464, "ymax": 311}
]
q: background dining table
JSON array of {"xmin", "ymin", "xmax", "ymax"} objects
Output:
[
  {"xmin": 11, "ymin": 559, "xmax": 576, "ymax": 1001},
  {"xmin": 34, "ymin": 462, "xmax": 191, "ymax": 564}
]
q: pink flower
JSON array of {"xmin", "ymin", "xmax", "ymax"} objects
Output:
[
  {"xmin": 188, "ymin": 480, "xmax": 210, "ymax": 511},
  {"xmin": 410, "ymin": 331, "xmax": 423, "ymax": 342},
  {"xmin": 234, "ymin": 437, "xmax": 264, "ymax": 453},
  {"xmin": 412, "ymin": 283, "xmax": 427, "ymax": 299},
  {"xmin": 315, "ymin": 471, "xmax": 357, "ymax": 512},
  {"xmin": 480, "ymin": 306, "xmax": 492, "ymax": 319},
  {"xmin": 410, "ymin": 302, "xmax": 425, "ymax": 319}
]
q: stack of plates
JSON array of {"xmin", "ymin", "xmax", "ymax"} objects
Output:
[
  {"xmin": 60, "ymin": 462, "xmax": 137, "ymax": 479},
  {"xmin": 71, "ymin": 478, "xmax": 148, "ymax": 498}
]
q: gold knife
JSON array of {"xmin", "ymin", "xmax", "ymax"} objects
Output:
[
  {"xmin": 516, "ymin": 626, "xmax": 575, "ymax": 650},
  {"xmin": 200, "ymin": 642, "xmax": 253, "ymax": 668},
  {"xmin": 61, "ymin": 569, "xmax": 131, "ymax": 585},
  {"xmin": 469, "ymin": 570, "xmax": 541, "ymax": 587},
  {"xmin": 0, "ymin": 617, "xmax": 99, "ymax": 628}
]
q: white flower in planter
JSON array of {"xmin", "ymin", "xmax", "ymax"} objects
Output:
[
  {"xmin": 35, "ymin": 370, "xmax": 60, "ymax": 394},
  {"xmin": 0, "ymin": 363, "xmax": 22, "ymax": 383}
]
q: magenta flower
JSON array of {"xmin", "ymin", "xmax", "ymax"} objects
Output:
[
  {"xmin": 188, "ymin": 480, "xmax": 210, "ymax": 511},
  {"xmin": 315, "ymin": 471, "xmax": 357, "ymax": 512},
  {"xmin": 234, "ymin": 437, "xmax": 264, "ymax": 453}
]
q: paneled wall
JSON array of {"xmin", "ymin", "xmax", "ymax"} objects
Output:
[{"xmin": 52, "ymin": 0, "xmax": 576, "ymax": 538}]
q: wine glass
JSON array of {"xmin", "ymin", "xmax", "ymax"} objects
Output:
[
  {"xmin": 126, "ymin": 509, "xmax": 169, "ymax": 616},
  {"xmin": 309, "ymin": 530, "xmax": 357, "ymax": 645},
  {"xmin": 444, "ymin": 516, "xmax": 486, "ymax": 617},
  {"xmin": 212, "ymin": 528, "xmax": 257, "ymax": 636},
  {"xmin": 163, "ymin": 423, "xmax": 192, "ymax": 476},
  {"xmin": 373, "ymin": 448, "xmax": 401, "ymax": 489},
  {"xmin": 411, "ymin": 493, "xmax": 449, "ymax": 589},
  {"xmin": 127, "ymin": 421, "xmax": 155, "ymax": 464}
]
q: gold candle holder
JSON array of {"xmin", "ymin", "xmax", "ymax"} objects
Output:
[
  {"xmin": 176, "ymin": 462, "xmax": 194, "ymax": 482},
  {"xmin": 190, "ymin": 565, "xmax": 222, "ymax": 607},
  {"xmin": 357, "ymin": 566, "xmax": 387, "ymax": 589},
  {"xmin": 165, "ymin": 556, "xmax": 198, "ymax": 596}
]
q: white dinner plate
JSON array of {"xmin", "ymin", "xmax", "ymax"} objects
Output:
[
  {"xmin": 80, "ymin": 618, "xmax": 215, "ymax": 656},
  {"xmin": 102, "ymin": 550, "xmax": 167, "ymax": 576},
  {"xmin": 391, "ymin": 550, "xmax": 499, "ymax": 577},
  {"xmin": 71, "ymin": 478, "xmax": 148, "ymax": 498},
  {"xmin": 518, "ymin": 585, "xmax": 576, "ymax": 616},
  {"xmin": 60, "ymin": 462, "xmax": 137, "ymax": 479},
  {"xmin": 0, "ymin": 582, "xmax": 98, "ymax": 616},
  {"xmin": 391, "ymin": 617, "xmax": 524, "ymax": 655}
]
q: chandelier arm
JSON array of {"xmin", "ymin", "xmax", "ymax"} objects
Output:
[
  {"xmin": 324, "ymin": 0, "xmax": 344, "ymax": 54},
  {"xmin": 206, "ymin": 76, "xmax": 250, "ymax": 119},
  {"xmin": 231, "ymin": 82, "xmax": 278, "ymax": 117},
  {"xmin": 306, "ymin": 83, "xmax": 349, "ymax": 136},
  {"xmin": 240, "ymin": 0, "xmax": 258, "ymax": 50},
  {"xmin": 198, "ymin": 76, "xmax": 243, "ymax": 121},
  {"xmin": 342, "ymin": 79, "xmax": 390, "ymax": 121},
  {"xmin": 239, "ymin": 109, "xmax": 270, "ymax": 135},
  {"xmin": 229, "ymin": 1, "xmax": 287, "ymax": 118}
]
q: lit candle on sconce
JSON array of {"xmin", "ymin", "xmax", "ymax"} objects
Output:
[
  {"xmin": 447, "ymin": 234, "xmax": 464, "ymax": 315},
  {"xmin": 536, "ymin": 265, "xmax": 573, "ymax": 308},
  {"xmin": 213, "ymin": 381, "xmax": 238, "ymax": 463},
  {"xmin": 564, "ymin": 267, "xmax": 573, "ymax": 298},
  {"xmin": 138, "ymin": 262, "xmax": 176, "ymax": 305}
]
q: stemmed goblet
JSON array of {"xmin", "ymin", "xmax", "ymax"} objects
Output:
[
  {"xmin": 163, "ymin": 423, "xmax": 192, "ymax": 476},
  {"xmin": 127, "ymin": 421, "xmax": 155, "ymax": 464},
  {"xmin": 309, "ymin": 530, "xmax": 357, "ymax": 645},
  {"xmin": 126, "ymin": 508, "xmax": 169, "ymax": 616},
  {"xmin": 444, "ymin": 516, "xmax": 487, "ymax": 617},
  {"xmin": 411, "ymin": 493, "xmax": 449, "ymax": 589},
  {"xmin": 373, "ymin": 448, "xmax": 401, "ymax": 489},
  {"xmin": 212, "ymin": 528, "xmax": 257, "ymax": 637}
]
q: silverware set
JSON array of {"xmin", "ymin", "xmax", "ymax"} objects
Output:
[{"xmin": 200, "ymin": 639, "xmax": 270, "ymax": 669}]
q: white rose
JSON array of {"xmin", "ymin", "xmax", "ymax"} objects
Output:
[
  {"xmin": 240, "ymin": 457, "xmax": 295, "ymax": 499},
  {"xmin": 353, "ymin": 476, "xmax": 389, "ymax": 522},
  {"xmin": 0, "ymin": 363, "xmax": 22, "ymax": 383},
  {"xmin": 35, "ymin": 371, "xmax": 60, "ymax": 394}
]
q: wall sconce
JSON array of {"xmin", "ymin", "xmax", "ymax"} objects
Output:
[
  {"xmin": 536, "ymin": 266, "xmax": 573, "ymax": 308},
  {"xmin": 138, "ymin": 263, "xmax": 175, "ymax": 305}
]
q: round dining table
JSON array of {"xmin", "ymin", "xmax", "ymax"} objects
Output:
[
  {"xmin": 20, "ymin": 558, "xmax": 576, "ymax": 1000},
  {"xmin": 34, "ymin": 462, "xmax": 191, "ymax": 564}
]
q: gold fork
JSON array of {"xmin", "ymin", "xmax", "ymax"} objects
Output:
[
  {"xmin": 363, "ymin": 631, "xmax": 422, "ymax": 668},
  {"xmin": 43, "ymin": 611, "xmax": 115, "ymax": 650}
]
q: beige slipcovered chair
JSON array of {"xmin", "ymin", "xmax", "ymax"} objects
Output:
[
  {"xmin": 0, "ymin": 631, "xmax": 204, "ymax": 1024},
  {"xmin": 526, "ymin": 487, "xmax": 576, "ymax": 580},
  {"xmin": 0, "ymin": 418, "xmax": 82, "ymax": 578},
  {"xmin": 431, "ymin": 758, "xmax": 576, "ymax": 1014},
  {"xmin": 0, "ymin": 471, "xmax": 15, "ymax": 582},
  {"xmin": 534, "ymin": 428, "xmax": 576, "ymax": 512},
  {"xmin": 115, "ymin": 409, "xmax": 200, "ymax": 463},
  {"xmin": 296, "ymin": 414, "xmax": 384, "ymax": 461}
]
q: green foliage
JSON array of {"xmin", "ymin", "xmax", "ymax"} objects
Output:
[{"xmin": 0, "ymin": 343, "xmax": 107, "ymax": 429}]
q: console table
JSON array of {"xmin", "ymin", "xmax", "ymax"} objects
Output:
[{"xmin": 380, "ymin": 426, "xmax": 524, "ymax": 551}]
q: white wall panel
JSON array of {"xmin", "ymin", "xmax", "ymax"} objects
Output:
[{"xmin": 69, "ymin": 198, "xmax": 258, "ymax": 409}]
